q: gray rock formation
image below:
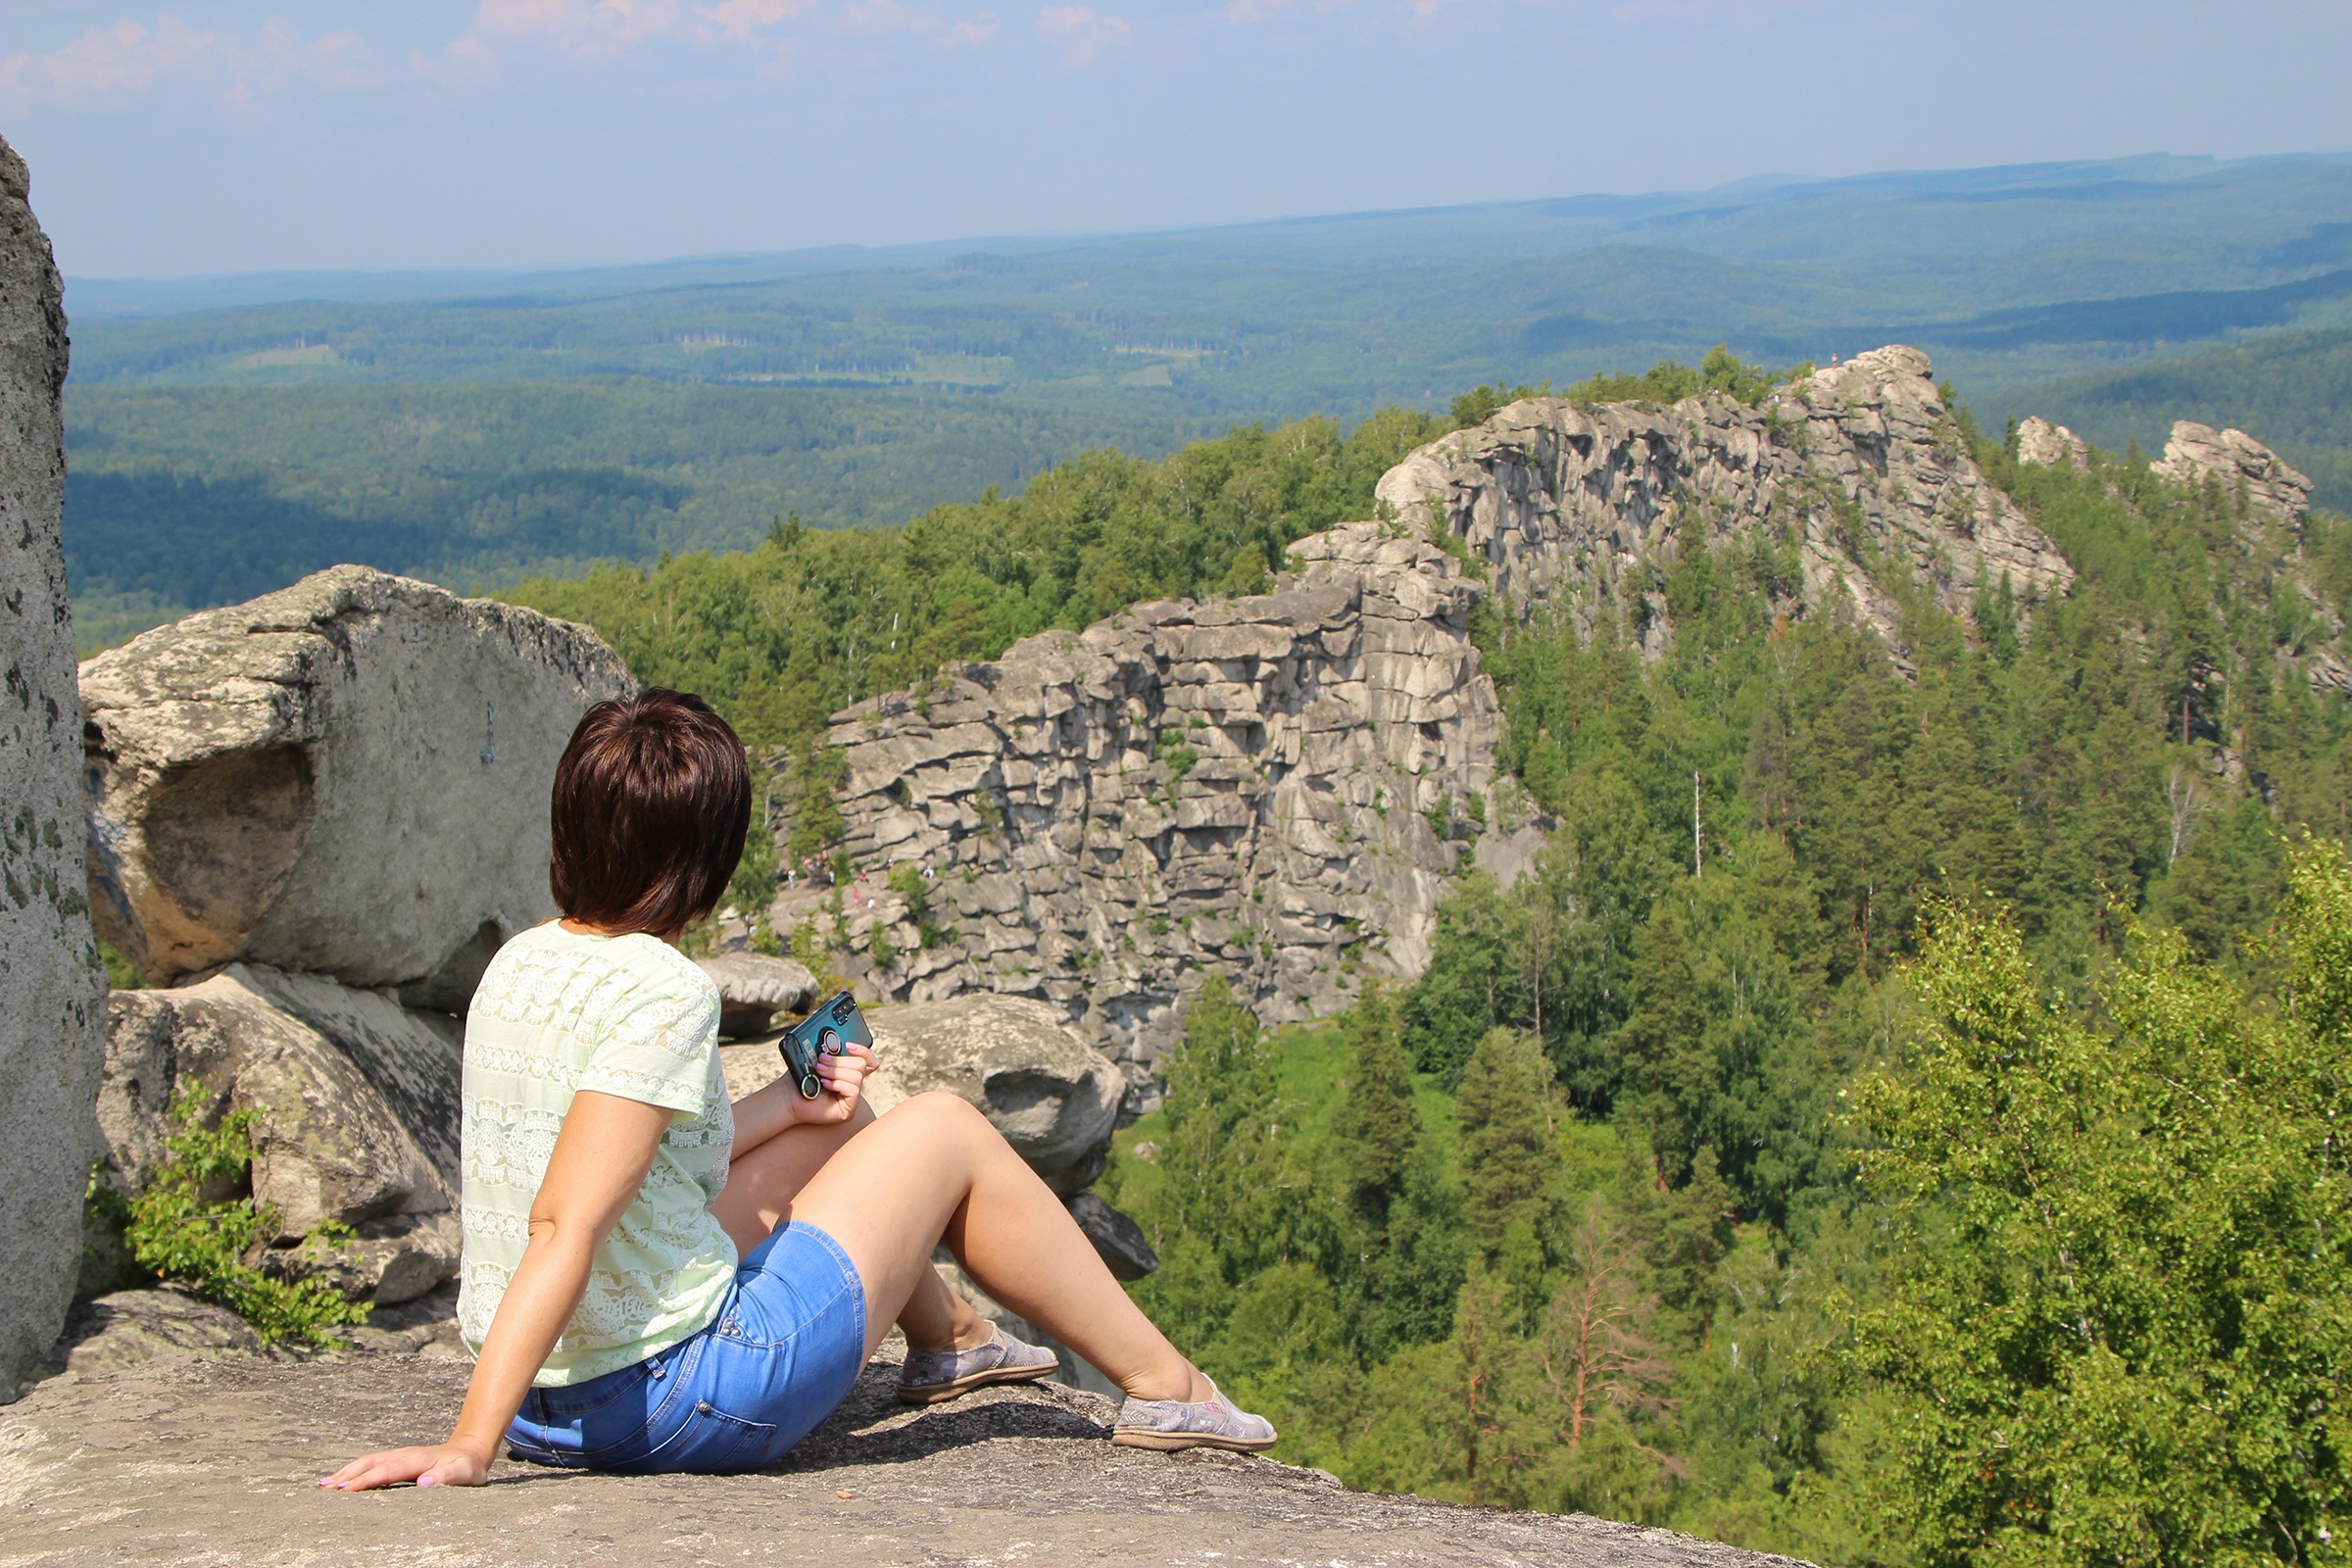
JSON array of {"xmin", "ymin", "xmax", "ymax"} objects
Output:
[
  {"xmin": 80, "ymin": 565, "xmax": 635, "ymax": 1001},
  {"xmin": 96, "ymin": 965, "xmax": 463, "ymax": 1303},
  {"xmin": 697, "ymin": 951, "xmax": 821, "ymax": 1037},
  {"xmin": 2152, "ymin": 419, "xmax": 2316, "ymax": 521},
  {"xmin": 778, "ymin": 348, "xmax": 2064, "ymax": 1080},
  {"xmin": 863, "ymin": 995, "xmax": 1125, "ymax": 1193},
  {"xmin": 1066, "ymin": 1190, "xmax": 1158, "ymax": 1281},
  {"xmin": 1377, "ymin": 346, "xmax": 2076, "ymax": 665},
  {"xmin": 52, "ymin": 1288, "xmax": 265, "ymax": 1375},
  {"xmin": 2015, "ymin": 416, "xmax": 2092, "ymax": 471},
  {"xmin": 3, "ymin": 1328, "xmax": 1808, "ymax": 1567},
  {"xmin": 0, "ymin": 132, "xmax": 106, "ymax": 1401},
  {"xmin": 782, "ymin": 522, "xmax": 1503, "ymax": 1080}
]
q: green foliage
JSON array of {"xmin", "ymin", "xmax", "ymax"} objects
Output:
[
  {"xmin": 888, "ymin": 863, "xmax": 946, "ymax": 948},
  {"xmin": 1331, "ymin": 985, "xmax": 1418, "ymax": 1220},
  {"xmin": 1127, "ymin": 977, "xmax": 1292, "ymax": 1349},
  {"xmin": 500, "ymin": 409, "xmax": 1445, "ymax": 751},
  {"xmin": 1562, "ymin": 345, "xmax": 1792, "ymax": 410},
  {"xmin": 1849, "ymin": 853, "xmax": 2352, "ymax": 1568},
  {"xmin": 122, "ymin": 1085, "xmax": 371, "ymax": 1347},
  {"xmin": 98, "ymin": 940, "xmax": 145, "ymax": 990},
  {"xmin": 1109, "ymin": 387, "xmax": 2352, "ymax": 1560}
]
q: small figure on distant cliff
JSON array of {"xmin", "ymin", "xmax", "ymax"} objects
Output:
[{"xmin": 321, "ymin": 691, "xmax": 1271, "ymax": 1490}]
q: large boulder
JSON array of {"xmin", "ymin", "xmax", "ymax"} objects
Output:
[
  {"xmin": 864, "ymin": 995, "xmax": 1124, "ymax": 1194},
  {"xmin": 0, "ymin": 132, "xmax": 106, "ymax": 1400},
  {"xmin": 79, "ymin": 565, "xmax": 635, "ymax": 1003},
  {"xmin": 96, "ymin": 964, "xmax": 463, "ymax": 1304},
  {"xmin": 696, "ymin": 952, "xmax": 820, "ymax": 1038}
]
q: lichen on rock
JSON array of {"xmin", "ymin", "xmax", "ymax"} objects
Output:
[{"xmin": 0, "ymin": 129, "xmax": 106, "ymax": 1402}]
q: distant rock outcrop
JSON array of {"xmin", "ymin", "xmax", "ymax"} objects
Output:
[
  {"xmin": 1377, "ymin": 345, "xmax": 2076, "ymax": 665},
  {"xmin": 696, "ymin": 952, "xmax": 821, "ymax": 1037},
  {"xmin": 783, "ymin": 348, "xmax": 2073, "ymax": 1081},
  {"xmin": 0, "ymin": 130, "xmax": 105, "ymax": 1401},
  {"xmin": 781, "ymin": 521, "xmax": 1506, "ymax": 1081},
  {"xmin": 2153, "ymin": 418, "xmax": 2316, "ymax": 521},
  {"xmin": 2015, "ymin": 416, "xmax": 2092, "ymax": 471}
]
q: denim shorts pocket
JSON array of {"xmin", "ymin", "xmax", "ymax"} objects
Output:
[{"xmin": 631, "ymin": 1400, "xmax": 779, "ymax": 1474}]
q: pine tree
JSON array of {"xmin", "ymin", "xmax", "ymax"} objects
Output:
[
  {"xmin": 1130, "ymin": 975, "xmax": 1284, "ymax": 1344},
  {"xmin": 1455, "ymin": 1026, "xmax": 1558, "ymax": 1252},
  {"xmin": 1331, "ymin": 983, "xmax": 1418, "ymax": 1224}
]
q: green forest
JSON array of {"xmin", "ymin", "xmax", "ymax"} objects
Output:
[
  {"xmin": 57, "ymin": 153, "xmax": 2352, "ymax": 653},
  {"xmin": 508, "ymin": 368, "xmax": 2352, "ymax": 1563},
  {"xmin": 1999, "ymin": 325, "xmax": 2352, "ymax": 513},
  {"xmin": 1089, "ymin": 425, "xmax": 2352, "ymax": 1565}
]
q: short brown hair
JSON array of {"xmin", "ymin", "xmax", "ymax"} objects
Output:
[{"xmin": 550, "ymin": 690, "xmax": 751, "ymax": 938}]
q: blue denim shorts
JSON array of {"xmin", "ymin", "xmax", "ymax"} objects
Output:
[{"xmin": 504, "ymin": 1222, "xmax": 868, "ymax": 1475}]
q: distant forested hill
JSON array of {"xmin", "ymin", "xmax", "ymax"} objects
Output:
[
  {"xmin": 1989, "ymin": 326, "xmax": 2352, "ymax": 511},
  {"xmin": 61, "ymin": 382, "xmax": 1224, "ymax": 650},
  {"xmin": 63, "ymin": 152, "xmax": 2352, "ymax": 647}
]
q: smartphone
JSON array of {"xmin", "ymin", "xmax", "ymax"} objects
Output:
[{"xmin": 777, "ymin": 991, "xmax": 872, "ymax": 1100}]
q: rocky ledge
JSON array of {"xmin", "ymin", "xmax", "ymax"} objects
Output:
[{"xmin": 2, "ymin": 1302, "xmax": 1805, "ymax": 1568}]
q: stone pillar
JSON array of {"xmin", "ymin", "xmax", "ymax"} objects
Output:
[{"xmin": 0, "ymin": 132, "xmax": 104, "ymax": 1399}]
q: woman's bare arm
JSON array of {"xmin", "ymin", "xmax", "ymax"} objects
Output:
[
  {"xmin": 319, "ymin": 1091, "xmax": 674, "ymax": 1491},
  {"xmin": 728, "ymin": 1041, "xmax": 874, "ymax": 1161}
]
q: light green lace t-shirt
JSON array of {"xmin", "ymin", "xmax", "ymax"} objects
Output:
[{"xmin": 457, "ymin": 923, "xmax": 737, "ymax": 1386}]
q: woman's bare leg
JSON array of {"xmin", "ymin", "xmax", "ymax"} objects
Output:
[
  {"xmin": 782, "ymin": 1092, "xmax": 1206, "ymax": 1403},
  {"xmin": 711, "ymin": 1103, "xmax": 989, "ymax": 1353}
]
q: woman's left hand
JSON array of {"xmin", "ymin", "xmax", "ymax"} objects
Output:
[{"xmin": 794, "ymin": 1041, "xmax": 874, "ymax": 1124}]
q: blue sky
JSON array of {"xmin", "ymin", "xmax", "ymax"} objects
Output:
[{"xmin": 6, "ymin": 0, "xmax": 2350, "ymax": 277}]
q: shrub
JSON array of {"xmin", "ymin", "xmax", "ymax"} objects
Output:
[{"xmin": 122, "ymin": 1085, "xmax": 371, "ymax": 1346}]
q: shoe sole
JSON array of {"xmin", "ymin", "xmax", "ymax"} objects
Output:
[
  {"xmin": 893, "ymin": 1361, "xmax": 1057, "ymax": 1405},
  {"xmin": 1109, "ymin": 1429, "xmax": 1279, "ymax": 1453}
]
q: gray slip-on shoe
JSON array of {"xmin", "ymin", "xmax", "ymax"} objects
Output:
[
  {"xmin": 895, "ymin": 1322, "xmax": 1059, "ymax": 1404},
  {"xmin": 1110, "ymin": 1377, "xmax": 1278, "ymax": 1452}
]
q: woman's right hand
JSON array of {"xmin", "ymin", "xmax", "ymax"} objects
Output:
[
  {"xmin": 795, "ymin": 1041, "xmax": 875, "ymax": 1125},
  {"xmin": 320, "ymin": 1442, "xmax": 491, "ymax": 1491}
]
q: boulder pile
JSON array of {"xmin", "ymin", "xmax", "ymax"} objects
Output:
[
  {"xmin": 0, "ymin": 130, "xmax": 107, "ymax": 1400},
  {"xmin": 79, "ymin": 567, "xmax": 637, "ymax": 1303}
]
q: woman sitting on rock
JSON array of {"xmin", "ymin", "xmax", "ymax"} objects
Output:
[{"xmin": 323, "ymin": 690, "xmax": 1272, "ymax": 1489}]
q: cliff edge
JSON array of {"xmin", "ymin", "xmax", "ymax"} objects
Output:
[{"xmin": 2, "ymin": 1316, "xmax": 1810, "ymax": 1568}]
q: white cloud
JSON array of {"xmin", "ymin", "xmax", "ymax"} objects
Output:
[
  {"xmin": 452, "ymin": 0, "xmax": 828, "ymax": 63},
  {"xmin": 936, "ymin": 13, "xmax": 1000, "ymax": 45},
  {"xmin": 1035, "ymin": 4, "xmax": 1130, "ymax": 64},
  {"xmin": 0, "ymin": 13, "xmax": 379, "ymax": 107}
]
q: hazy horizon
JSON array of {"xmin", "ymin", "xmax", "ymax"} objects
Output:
[{"xmin": 8, "ymin": 1, "xmax": 2351, "ymax": 278}]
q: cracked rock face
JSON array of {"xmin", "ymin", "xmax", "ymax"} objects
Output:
[
  {"xmin": 79, "ymin": 565, "xmax": 636, "ymax": 1000},
  {"xmin": 2015, "ymin": 416, "xmax": 2092, "ymax": 472},
  {"xmin": 95, "ymin": 964, "xmax": 463, "ymax": 1304},
  {"xmin": 1377, "ymin": 346, "xmax": 2076, "ymax": 668},
  {"xmin": 2152, "ymin": 418, "xmax": 2316, "ymax": 521},
  {"xmin": 0, "ymin": 131, "xmax": 105, "ymax": 1401},
  {"xmin": 783, "ymin": 523, "xmax": 1506, "ymax": 1083},
  {"xmin": 783, "ymin": 347, "xmax": 2065, "ymax": 1084}
]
